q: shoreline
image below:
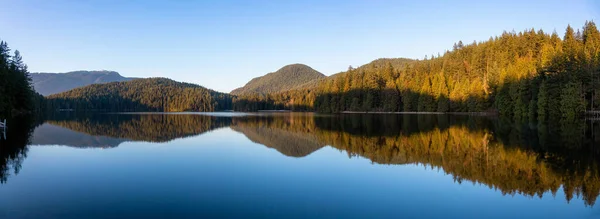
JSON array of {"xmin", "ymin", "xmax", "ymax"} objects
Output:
[
  {"xmin": 52, "ymin": 110, "xmax": 498, "ymax": 116},
  {"xmin": 339, "ymin": 111, "xmax": 497, "ymax": 116}
]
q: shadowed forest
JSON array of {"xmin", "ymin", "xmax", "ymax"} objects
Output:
[
  {"xmin": 0, "ymin": 41, "xmax": 42, "ymax": 116},
  {"xmin": 3, "ymin": 113, "xmax": 599, "ymax": 206}
]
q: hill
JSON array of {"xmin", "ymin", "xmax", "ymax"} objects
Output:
[
  {"xmin": 230, "ymin": 64, "xmax": 325, "ymax": 96},
  {"xmin": 31, "ymin": 70, "xmax": 137, "ymax": 96},
  {"xmin": 46, "ymin": 78, "xmax": 232, "ymax": 112}
]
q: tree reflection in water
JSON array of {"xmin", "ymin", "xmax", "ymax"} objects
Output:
[
  {"xmin": 232, "ymin": 114, "xmax": 600, "ymax": 206},
  {"xmin": 5, "ymin": 113, "xmax": 600, "ymax": 206},
  {"xmin": 0, "ymin": 116, "xmax": 41, "ymax": 183}
]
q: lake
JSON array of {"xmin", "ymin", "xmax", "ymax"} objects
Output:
[{"xmin": 1, "ymin": 112, "xmax": 599, "ymax": 218}]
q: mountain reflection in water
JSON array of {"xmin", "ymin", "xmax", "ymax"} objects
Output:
[{"xmin": 2, "ymin": 112, "xmax": 600, "ymax": 207}]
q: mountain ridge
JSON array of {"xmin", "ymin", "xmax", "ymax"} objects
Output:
[
  {"xmin": 31, "ymin": 70, "xmax": 138, "ymax": 96},
  {"xmin": 230, "ymin": 63, "xmax": 326, "ymax": 96}
]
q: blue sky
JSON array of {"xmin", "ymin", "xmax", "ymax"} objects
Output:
[{"xmin": 0, "ymin": 0, "xmax": 598, "ymax": 92}]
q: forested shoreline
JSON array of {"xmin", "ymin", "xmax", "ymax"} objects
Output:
[
  {"xmin": 0, "ymin": 40, "xmax": 41, "ymax": 116},
  {"xmin": 233, "ymin": 21, "xmax": 600, "ymax": 122}
]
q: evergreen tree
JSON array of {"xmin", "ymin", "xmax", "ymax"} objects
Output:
[
  {"xmin": 0, "ymin": 40, "xmax": 39, "ymax": 116},
  {"xmin": 537, "ymin": 80, "xmax": 548, "ymax": 121},
  {"xmin": 560, "ymin": 81, "xmax": 585, "ymax": 121}
]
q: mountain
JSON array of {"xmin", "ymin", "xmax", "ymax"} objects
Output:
[
  {"xmin": 30, "ymin": 70, "xmax": 137, "ymax": 96},
  {"xmin": 46, "ymin": 78, "xmax": 232, "ymax": 112},
  {"xmin": 230, "ymin": 64, "xmax": 326, "ymax": 96}
]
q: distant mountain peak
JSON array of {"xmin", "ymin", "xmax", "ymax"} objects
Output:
[
  {"xmin": 279, "ymin": 63, "xmax": 312, "ymax": 69},
  {"xmin": 231, "ymin": 64, "xmax": 325, "ymax": 95},
  {"xmin": 30, "ymin": 70, "xmax": 137, "ymax": 96}
]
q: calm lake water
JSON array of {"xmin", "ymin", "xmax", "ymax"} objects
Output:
[{"xmin": 1, "ymin": 112, "xmax": 600, "ymax": 218}]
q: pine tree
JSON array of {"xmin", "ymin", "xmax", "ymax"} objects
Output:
[
  {"xmin": 582, "ymin": 21, "xmax": 600, "ymax": 110},
  {"xmin": 537, "ymin": 80, "xmax": 548, "ymax": 121},
  {"xmin": 560, "ymin": 81, "xmax": 585, "ymax": 121}
]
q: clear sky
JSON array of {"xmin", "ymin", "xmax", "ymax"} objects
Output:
[{"xmin": 0, "ymin": 0, "xmax": 598, "ymax": 93}]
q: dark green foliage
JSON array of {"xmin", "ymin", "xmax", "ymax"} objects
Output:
[
  {"xmin": 560, "ymin": 81, "xmax": 585, "ymax": 121},
  {"xmin": 537, "ymin": 80, "xmax": 548, "ymax": 121},
  {"xmin": 0, "ymin": 40, "xmax": 39, "ymax": 116},
  {"xmin": 46, "ymin": 78, "xmax": 232, "ymax": 112}
]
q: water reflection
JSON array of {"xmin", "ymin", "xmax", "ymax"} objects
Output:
[
  {"xmin": 5, "ymin": 112, "xmax": 600, "ymax": 207},
  {"xmin": 32, "ymin": 113, "xmax": 232, "ymax": 147},
  {"xmin": 236, "ymin": 114, "xmax": 600, "ymax": 206},
  {"xmin": 0, "ymin": 116, "xmax": 40, "ymax": 183}
]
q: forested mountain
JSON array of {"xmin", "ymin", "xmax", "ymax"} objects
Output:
[
  {"xmin": 31, "ymin": 70, "xmax": 136, "ymax": 96},
  {"xmin": 46, "ymin": 78, "xmax": 233, "ymax": 112},
  {"xmin": 230, "ymin": 64, "xmax": 326, "ymax": 95},
  {"xmin": 233, "ymin": 21, "xmax": 600, "ymax": 122},
  {"xmin": 0, "ymin": 40, "xmax": 41, "ymax": 116}
]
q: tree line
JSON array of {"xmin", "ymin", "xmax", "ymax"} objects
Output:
[
  {"xmin": 233, "ymin": 21, "xmax": 600, "ymax": 122},
  {"xmin": 0, "ymin": 40, "xmax": 42, "ymax": 116}
]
